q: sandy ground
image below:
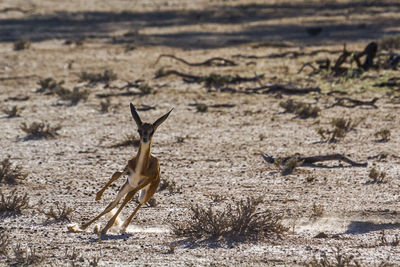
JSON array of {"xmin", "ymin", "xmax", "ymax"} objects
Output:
[{"xmin": 1, "ymin": 0, "xmax": 400, "ymax": 266}]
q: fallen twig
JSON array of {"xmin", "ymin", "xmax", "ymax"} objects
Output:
[
  {"xmin": 246, "ymin": 84, "xmax": 321, "ymax": 95},
  {"xmin": 154, "ymin": 54, "xmax": 237, "ymax": 67},
  {"xmin": 233, "ymin": 49, "xmax": 342, "ymax": 60},
  {"xmin": 262, "ymin": 153, "xmax": 367, "ymax": 175},
  {"xmin": 329, "ymin": 97, "xmax": 379, "ymax": 109},
  {"xmin": 374, "ymin": 78, "xmax": 400, "ymax": 90},
  {"xmin": 155, "ymin": 68, "xmax": 264, "ymax": 86}
]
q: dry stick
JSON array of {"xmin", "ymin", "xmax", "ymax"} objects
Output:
[
  {"xmin": 329, "ymin": 97, "xmax": 379, "ymax": 109},
  {"xmin": 155, "ymin": 69, "xmax": 264, "ymax": 84},
  {"xmin": 154, "ymin": 54, "xmax": 237, "ymax": 66},
  {"xmin": 262, "ymin": 153, "xmax": 367, "ymax": 167},
  {"xmin": 246, "ymin": 84, "xmax": 321, "ymax": 95},
  {"xmin": 188, "ymin": 103, "xmax": 235, "ymax": 108},
  {"xmin": 233, "ymin": 49, "xmax": 342, "ymax": 60}
]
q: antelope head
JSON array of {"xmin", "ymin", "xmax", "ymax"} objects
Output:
[{"xmin": 130, "ymin": 103, "xmax": 173, "ymax": 144}]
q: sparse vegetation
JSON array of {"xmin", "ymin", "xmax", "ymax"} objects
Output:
[
  {"xmin": 36, "ymin": 78, "xmax": 67, "ymax": 95},
  {"xmin": 379, "ymin": 35, "xmax": 400, "ymax": 50},
  {"xmin": 279, "ymin": 99, "xmax": 320, "ymax": 118},
  {"xmin": 368, "ymin": 167, "xmax": 387, "ymax": 184},
  {"xmin": 20, "ymin": 122, "xmax": 61, "ymax": 139},
  {"xmin": 317, "ymin": 117, "xmax": 362, "ymax": 142},
  {"xmin": 311, "ymin": 202, "xmax": 324, "ymax": 218},
  {"xmin": 0, "ymin": 157, "xmax": 28, "ymax": 185},
  {"xmin": 2, "ymin": 106, "xmax": 23, "ymax": 117},
  {"xmin": 158, "ymin": 179, "xmax": 181, "ymax": 194},
  {"xmin": 12, "ymin": 244, "xmax": 45, "ymax": 266},
  {"xmin": 374, "ymin": 129, "xmax": 391, "ymax": 142},
  {"xmin": 171, "ymin": 197, "xmax": 287, "ymax": 241},
  {"xmin": 195, "ymin": 103, "xmax": 208, "ymax": 113},
  {"xmin": 79, "ymin": 69, "xmax": 117, "ymax": 84},
  {"xmin": 100, "ymin": 99, "xmax": 111, "ymax": 113},
  {"xmin": 38, "ymin": 202, "xmax": 75, "ymax": 222},
  {"xmin": 0, "ymin": 230, "xmax": 10, "ymax": 256},
  {"xmin": 56, "ymin": 87, "xmax": 89, "ymax": 105},
  {"xmin": 0, "ymin": 190, "xmax": 29, "ymax": 215},
  {"xmin": 305, "ymin": 246, "xmax": 359, "ymax": 267},
  {"xmin": 13, "ymin": 40, "xmax": 31, "ymax": 50}
]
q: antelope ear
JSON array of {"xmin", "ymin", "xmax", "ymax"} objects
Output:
[
  {"xmin": 130, "ymin": 103, "xmax": 142, "ymax": 127},
  {"xmin": 153, "ymin": 108, "xmax": 173, "ymax": 130}
]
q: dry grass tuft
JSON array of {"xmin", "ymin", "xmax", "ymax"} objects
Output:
[
  {"xmin": 100, "ymin": 99, "xmax": 111, "ymax": 113},
  {"xmin": 279, "ymin": 99, "xmax": 319, "ymax": 118},
  {"xmin": 305, "ymin": 246, "xmax": 362, "ymax": 267},
  {"xmin": 0, "ymin": 190, "xmax": 29, "ymax": 215},
  {"xmin": 12, "ymin": 244, "xmax": 45, "ymax": 266},
  {"xmin": 0, "ymin": 157, "xmax": 28, "ymax": 185},
  {"xmin": 79, "ymin": 69, "xmax": 117, "ymax": 84},
  {"xmin": 368, "ymin": 167, "xmax": 387, "ymax": 184},
  {"xmin": 374, "ymin": 129, "xmax": 391, "ymax": 142},
  {"xmin": 379, "ymin": 35, "xmax": 400, "ymax": 50},
  {"xmin": 56, "ymin": 87, "xmax": 89, "ymax": 105},
  {"xmin": 171, "ymin": 197, "xmax": 287, "ymax": 242},
  {"xmin": 38, "ymin": 202, "xmax": 75, "ymax": 222},
  {"xmin": 13, "ymin": 40, "xmax": 31, "ymax": 51},
  {"xmin": 158, "ymin": 179, "xmax": 181, "ymax": 194},
  {"xmin": 2, "ymin": 106, "xmax": 23, "ymax": 118},
  {"xmin": 20, "ymin": 122, "xmax": 61, "ymax": 139},
  {"xmin": 36, "ymin": 78, "xmax": 67, "ymax": 95},
  {"xmin": 317, "ymin": 117, "xmax": 361, "ymax": 142},
  {"xmin": 0, "ymin": 229, "xmax": 10, "ymax": 256}
]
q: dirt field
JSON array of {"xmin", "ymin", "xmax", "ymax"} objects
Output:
[{"xmin": 1, "ymin": 0, "xmax": 400, "ymax": 266}]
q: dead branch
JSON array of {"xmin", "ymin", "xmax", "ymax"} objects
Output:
[
  {"xmin": 233, "ymin": 49, "xmax": 342, "ymax": 60},
  {"xmin": 188, "ymin": 103, "xmax": 235, "ymax": 109},
  {"xmin": 374, "ymin": 78, "xmax": 400, "ymax": 90},
  {"xmin": 246, "ymin": 84, "xmax": 321, "ymax": 95},
  {"xmin": 155, "ymin": 68, "xmax": 264, "ymax": 86},
  {"xmin": 262, "ymin": 153, "xmax": 367, "ymax": 168},
  {"xmin": 329, "ymin": 97, "xmax": 379, "ymax": 109},
  {"xmin": 154, "ymin": 54, "xmax": 237, "ymax": 67}
]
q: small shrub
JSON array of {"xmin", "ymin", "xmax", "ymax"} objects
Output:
[
  {"xmin": 100, "ymin": 99, "xmax": 111, "ymax": 113},
  {"xmin": 0, "ymin": 190, "xmax": 29, "ymax": 215},
  {"xmin": 0, "ymin": 157, "xmax": 28, "ymax": 185},
  {"xmin": 374, "ymin": 129, "xmax": 391, "ymax": 142},
  {"xmin": 56, "ymin": 87, "xmax": 89, "ymax": 105},
  {"xmin": 38, "ymin": 202, "xmax": 75, "ymax": 222},
  {"xmin": 110, "ymin": 134, "xmax": 140, "ymax": 148},
  {"xmin": 79, "ymin": 69, "xmax": 117, "ymax": 84},
  {"xmin": 12, "ymin": 244, "xmax": 44, "ymax": 266},
  {"xmin": 311, "ymin": 203, "xmax": 324, "ymax": 218},
  {"xmin": 196, "ymin": 103, "xmax": 208, "ymax": 113},
  {"xmin": 279, "ymin": 99, "xmax": 319, "ymax": 118},
  {"xmin": 305, "ymin": 246, "xmax": 359, "ymax": 267},
  {"xmin": 379, "ymin": 35, "xmax": 400, "ymax": 50},
  {"xmin": 2, "ymin": 106, "xmax": 23, "ymax": 118},
  {"xmin": 36, "ymin": 78, "xmax": 67, "ymax": 95},
  {"xmin": 13, "ymin": 40, "xmax": 31, "ymax": 51},
  {"xmin": 368, "ymin": 167, "xmax": 387, "ymax": 184},
  {"xmin": 20, "ymin": 122, "xmax": 61, "ymax": 139},
  {"xmin": 0, "ymin": 229, "xmax": 10, "ymax": 256},
  {"xmin": 138, "ymin": 83, "xmax": 154, "ymax": 95},
  {"xmin": 171, "ymin": 197, "xmax": 287, "ymax": 242},
  {"xmin": 158, "ymin": 179, "xmax": 181, "ymax": 194},
  {"xmin": 317, "ymin": 117, "xmax": 361, "ymax": 143}
]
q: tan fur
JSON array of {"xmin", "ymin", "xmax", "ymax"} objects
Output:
[{"xmin": 78, "ymin": 103, "xmax": 171, "ymax": 238}]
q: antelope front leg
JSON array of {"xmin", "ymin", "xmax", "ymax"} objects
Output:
[
  {"xmin": 96, "ymin": 171, "xmax": 124, "ymax": 201},
  {"xmin": 100, "ymin": 179, "xmax": 153, "ymax": 235},
  {"xmin": 81, "ymin": 182, "xmax": 131, "ymax": 230}
]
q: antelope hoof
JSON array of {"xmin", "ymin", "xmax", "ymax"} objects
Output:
[{"xmin": 95, "ymin": 191, "xmax": 103, "ymax": 201}]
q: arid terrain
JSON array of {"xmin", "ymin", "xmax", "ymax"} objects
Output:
[{"xmin": 1, "ymin": 0, "xmax": 400, "ymax": 266}]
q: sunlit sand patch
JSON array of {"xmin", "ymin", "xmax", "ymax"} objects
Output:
[{"xmin": 125, "ymin": 225, "xmax": 171, "ymax": 234}]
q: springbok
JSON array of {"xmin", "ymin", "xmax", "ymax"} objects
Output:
[{"xmin": 79, "ymin": 103, "xmax": 173, "ymax": 236}]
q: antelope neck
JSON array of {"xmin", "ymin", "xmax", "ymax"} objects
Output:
[{"xmin": 135, "ymin": 141, "xmax": 151, "ymax": 172}]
